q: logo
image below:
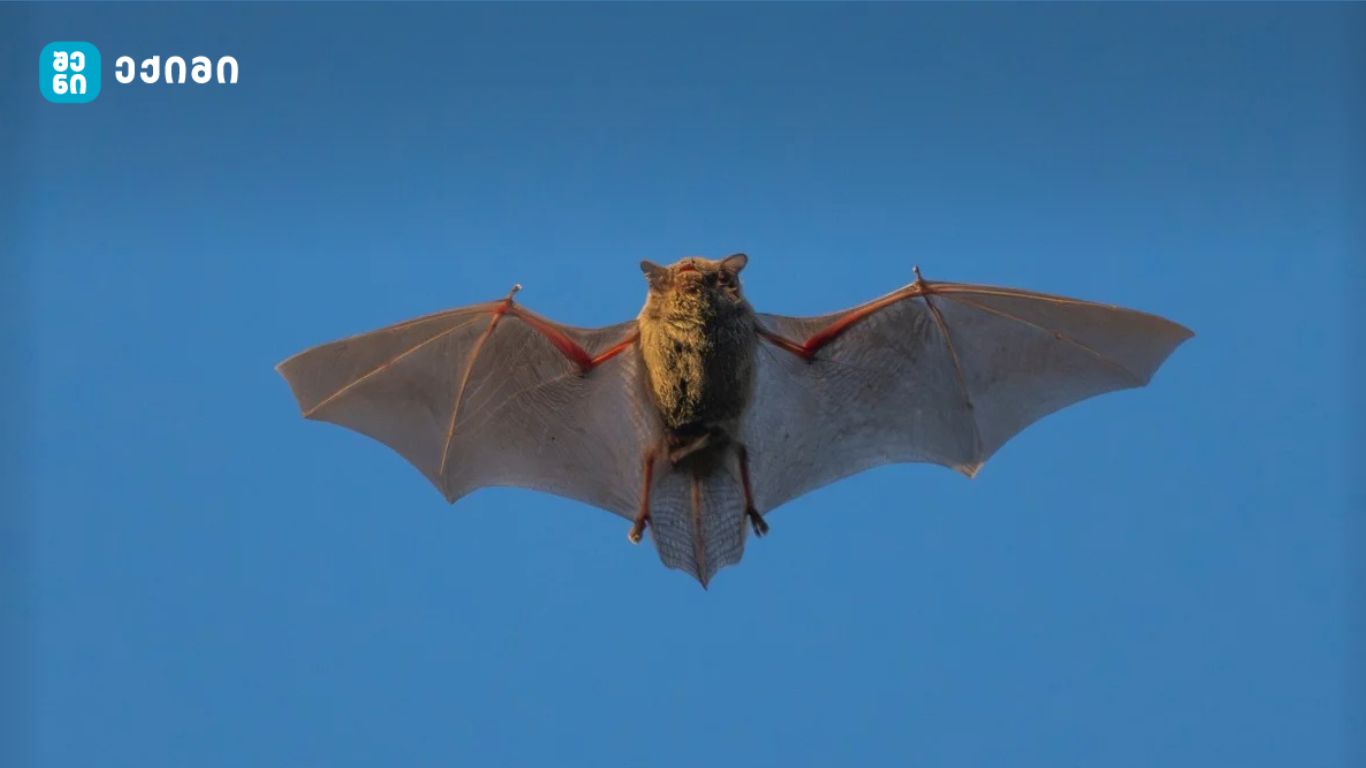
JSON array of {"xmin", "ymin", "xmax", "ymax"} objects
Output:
[{"xmin": 40, "ymin": 41, "xmax": 102, "ymax": 104}]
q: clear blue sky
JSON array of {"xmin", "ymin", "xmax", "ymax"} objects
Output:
[{"xmin": 4, "ymin": 4, "xmax": 1361, "ymax": 767}]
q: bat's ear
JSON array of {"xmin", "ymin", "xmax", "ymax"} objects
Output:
[
  {"xmin": 721, "ymin": 253, "xmax": 748, "ymax": 273},
  {"xmin": 640, "ymin": 260, "xmax": 668, "ymax": 288}
]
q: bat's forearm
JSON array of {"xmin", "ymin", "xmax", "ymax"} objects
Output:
[
  {"xmin": 584, "ymin": 333, "xmax": 639, "ymax": 369},
  {"xmin": 510, "ymin": 307, "xmax": 638, "ymax": 373},
  {"xmin": 756, "ymin": 327, "xmax": 815, "ymax": 359},
  {"xmin": 759, "ymin": 279, "xmax": 928, "ymax": 361}
]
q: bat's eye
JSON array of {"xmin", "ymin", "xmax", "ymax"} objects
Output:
[{"xmin": 717, "ymin": 272, "xmax": 732, "ymax": 286}]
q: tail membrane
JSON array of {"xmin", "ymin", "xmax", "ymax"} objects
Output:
[{"xmin": 647, "ymin": 448, "xmax": 748, "ymax": 587}]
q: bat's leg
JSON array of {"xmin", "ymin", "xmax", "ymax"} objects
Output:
[
  {"xmin": 737, "ymin": 445, "xmax": 768, "ymax": 537},
  {"xmin": 628, "ymin": 450, "xmax": 656, "ymax": 544}
]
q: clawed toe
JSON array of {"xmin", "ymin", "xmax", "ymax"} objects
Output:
[
  {"xmin": 628, "ymin": 515, "xmax": 649, "ymax": 544},
  {"xmin": 746, "ymin": 507, "xmax": 769, "ymax": 537}
]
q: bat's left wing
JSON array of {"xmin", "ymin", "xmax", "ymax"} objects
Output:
[
  {"xmin": 743, "ymin": 274, "xmax": 1193, "ymax": 514},
  {"xmin": 276, "ymin": 293, "xmax": 655, "ymax": 518}
]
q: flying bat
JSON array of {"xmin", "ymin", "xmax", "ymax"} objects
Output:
[{"xmin": 277, "ymin": 254, "xmax": 1191, "ymax": 586}]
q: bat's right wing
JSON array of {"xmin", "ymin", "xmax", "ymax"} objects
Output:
[
  {"xmin": 277, "ymin": 296, "xmax": 656, "ymax": 518},
  {"xmin": 743, "ymin": 277, "xmax": 1193, "ymax": 514}
]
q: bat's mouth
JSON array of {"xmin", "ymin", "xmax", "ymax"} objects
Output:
[{"xmin": 676, "ymin": 264, "xmax": 704, "ymax": 292}]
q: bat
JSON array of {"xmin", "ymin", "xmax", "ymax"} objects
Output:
[{"xmin": 277, "ymin": 254, "xmax": 1192, "ymax": 586}]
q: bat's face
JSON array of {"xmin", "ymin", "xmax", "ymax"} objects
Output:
[{"xmin": 639, "ymin": 253, "xmax": 749, "ymax": 314}]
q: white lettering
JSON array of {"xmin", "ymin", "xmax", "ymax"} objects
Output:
[
  {"xmin": 139, "ymin": 55, "xmax": 160, "ymax": 84},
  {"xmin": 165, "ymin": 56, "xmax": 186, "ymax": 84},
  {"xmin": 112, "ymin": 54, "xmax": 240, "ymax": 87},
  {"xmin": 191, "ymin": 56, "xmax": 211, "ymax": 84},
  {"xmin": 216, "ymin": 56, "xmax": 238, "ymax": 84}
]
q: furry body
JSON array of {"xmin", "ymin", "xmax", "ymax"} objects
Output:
[{"xmin": 637, "ymin": 256, "xmax": 757, "ymax": 447}]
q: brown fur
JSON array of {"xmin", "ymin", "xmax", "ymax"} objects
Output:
[{"xmin": 637, "ymin": 255, "xmax": 756, "ymax": 447}]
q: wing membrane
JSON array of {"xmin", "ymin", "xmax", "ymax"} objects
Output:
[
  {"xmin": 278, "ymin": 305, "xmax": 653, "ymax": 517},
  {"xmin": 746, "ymin": 281, "xmax": 1191, "ymax": 512}
]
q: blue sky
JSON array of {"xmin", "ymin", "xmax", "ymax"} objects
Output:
[{"xmin": 4, "ymin": 3, "xmax": 1361, "ymax": 767}]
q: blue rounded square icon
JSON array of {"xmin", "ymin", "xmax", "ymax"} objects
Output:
[{"xmin": 40, "ymin": 42, "xmax": 102, "ymax": 103}]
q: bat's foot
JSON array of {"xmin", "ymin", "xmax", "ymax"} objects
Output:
[
  {"xmin": 746, "ymin": 507, "xmax": 769, "ymax": 538},
  {"xmin": 628, "ymin": 514, "xmax": 650, "ymax": 544}
]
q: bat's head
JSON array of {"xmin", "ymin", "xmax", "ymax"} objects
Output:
[{"xmin": 639, "ymin": 254, "xmax": 749, "ymax": 314}]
